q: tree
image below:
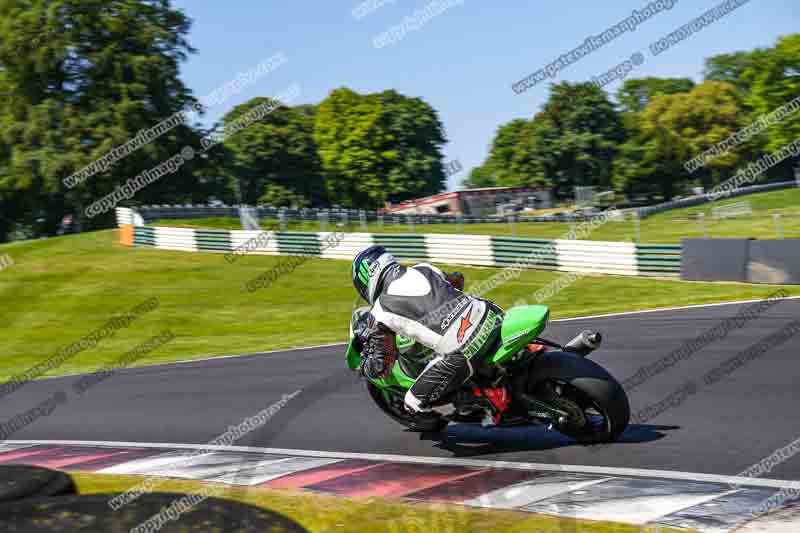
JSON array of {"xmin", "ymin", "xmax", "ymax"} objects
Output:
[
  {"xmin": 633, "ymin": 81, "xmax": 747, "ymax": 198},
  {"xmin": 506, "ymin": 116, "xmax": 557, "ymax": 189},
  {"xmin": 612, "ymin": 118, "xmax": 670, "ymax": 201},
  {"xmin": 476, "ymin": 119, "xmax": 529, "ymax": 186},
  {"xmin": 704, "ymin": 50, "xmax": 763, "ymax": 95},
  {"xmin": 744, "ymin": 34, "xmax": 800, "ymax": 154},
  {"xmin": 258, "ymin": 183, "xmax": 310, "ymax": 208},
  {"xmin": 468, "ymin": 83, "xmax": 624, "ymax": 198},
  {"xmin": 221, "ymin": 99, "xmax": 323, "ymax": 205},
  {"xmin": 0, "ymin": 0, "xmax": 208, "ymax": 240},
  {"xmin": 529, "ymin": 82, "xmax": 624, "ymax": 198},
  {"xmin": 462, "ymin": 164, "xmax": 494, "ymax": 189},
  {"xmin": 315, "ymin": 88, "xmax": 446, "ymax": 208},
  {"xmin": 616, "ymin": 77, "xmax": 695, "ymax": 114},
  {"xmin": 464, "ymin": 119, "xmax": 540, "ymax": 189}
]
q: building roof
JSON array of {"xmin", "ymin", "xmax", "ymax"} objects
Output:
[
  {"xmin": 459, "ymin": 186, "xmax": 534, "ymax": 193},
  {"xmin": 382, "ymin": 185, "xmax": 547, "ymax": 213}
]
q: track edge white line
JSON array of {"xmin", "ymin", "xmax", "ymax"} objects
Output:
[{"xmin": 6, "ymin": 439, "xmax": 799, "ymax": 490}]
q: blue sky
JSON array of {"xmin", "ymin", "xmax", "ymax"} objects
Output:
[{"xmin": 172, "ymin": 0, "xmax": 799, "ymax": 191}]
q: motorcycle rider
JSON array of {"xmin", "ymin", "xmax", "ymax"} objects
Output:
[{"xmin": 351, "ymin": 245, "xmax": 510, "ymax": 425}]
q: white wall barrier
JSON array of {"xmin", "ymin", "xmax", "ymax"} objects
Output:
[{"xmin": 117, "ymin": 210, "xmax": 681, "ymax": 278}]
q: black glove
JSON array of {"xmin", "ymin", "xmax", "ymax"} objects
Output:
[
  {"xmin": 359, "ymin": 328, "xmax": 397, "ymax": 380},
  {"xmin": 353, "ymin": 311, "xmax": 378, "ymax": 348},
  {"xmin": 361, "ymin": 335, "xmax": 385, "ymax": 379}
]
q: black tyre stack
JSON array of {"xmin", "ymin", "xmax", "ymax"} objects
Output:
[
  {"xmin": 0, "ymin": 465, "xmax": 309, "ymax": 532},
  {"xmin": 0, "ymin": 465, "xmax": 76, "ymax": 503}
]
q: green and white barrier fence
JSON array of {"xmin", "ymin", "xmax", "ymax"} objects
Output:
[{"xmin": 117, "ymin": 209, "xmax": 680, "ymax": 277}]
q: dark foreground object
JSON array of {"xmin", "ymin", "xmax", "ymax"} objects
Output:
[
  {"xmin": 0, "ymin": 465, "xmax": 76, "ymax": 503},
  {"xmin": 0, "ymin": 492, "xmax": 309, "ymax": 533}
]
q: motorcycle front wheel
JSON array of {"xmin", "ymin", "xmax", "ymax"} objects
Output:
[{"xmin": 366, "ymin": 382, "xmax": 448, "ymax": 433}]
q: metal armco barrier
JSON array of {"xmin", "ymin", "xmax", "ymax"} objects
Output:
[
  {"xmin": 118, "ymin": 179, "xmax": 799, "ymax": 226},
  {"xmin": 637, "ymin": 181, "xmax": 798, "ymax": 219},
  {"xmin": 116, "ymin": 209, "xmax": 681, "ymax": 277},
  {"xmin": 125, "ymin": 205, "xmax": 618, "ymax": 225}
]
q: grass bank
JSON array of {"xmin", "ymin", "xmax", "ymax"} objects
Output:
[{"xmin": 0, "ymin": 230, "xmax": 797, "ymax": 381}]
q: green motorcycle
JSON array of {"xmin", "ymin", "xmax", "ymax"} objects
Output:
[{"xmin": 346, "ymin": 304, "xmax": 630, "ymax": 443}]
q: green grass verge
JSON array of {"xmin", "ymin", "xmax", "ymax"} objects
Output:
[
  {"xmin": 71, "ymin": 472, "xmax": 692, "ymax": 533},
  {"xmin": 155, "ymin": 187, "xmax": 800, "ymax": 243},
  {"xmin": 0, "ymin": 229, "xmax": 798, "ymax": 382}
]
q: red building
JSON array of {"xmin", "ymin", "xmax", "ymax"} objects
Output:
[{"xmin": 382, "ymin": 186, "xmax": 552, "ymax": 216}]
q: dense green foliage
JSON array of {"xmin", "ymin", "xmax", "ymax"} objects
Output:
[
  {"xmin": 0, "ymin": 1, "xmax": 447, "ymax": 241},
  {"xmin": 0, "ymin": 0, "xmax": 208, "ymax": 241},
  {"xmin": 744, "ymin": 34, "xmax": 800, "ymax": 153},
  {"xmin": 616, "ymin": 77, "xmax": 696, "ymax": 114},
  {"xmin": 314, "ymin": 88, "xmax": 446, "ymax": 207},
  {"xmin": 615, "ymin": 81, "xmax": 748, "ymax": 199},
  {"xmin": 221, "ymin": 100, "xmax": 323, "ymax": 206},
  {"xmin": 474, "ymin": 35, "xmax": 799, "ymax": 202},
  {"xmin": 0, "ymin": 1, "xmax": 796, "ymax": 241}
]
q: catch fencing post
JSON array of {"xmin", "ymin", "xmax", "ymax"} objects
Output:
[
  {"xmin": 359, "ymin": 210, "xmax": 367, "ymax": 231},
  {"xmin": 278, "ymin": 208, "xmax": 287, "ymax": 231},
  {"xmin": 319, "ymin": 209, "xmax": 328, "ymax": 232},
  {"xmin": 377, "ymin": 213, "xmax": 384, "ymax": 228},
  {"xmin": 698, "ymin": 212, "xmax": 708, "ymax": 237},
  {"xmin": 239, "ymin": 206, "xmax": 261, "ymax": 231},
  {"xmin": 773, "ymin": 214, "xmax": 784, "ymax": 239},
  {"xmin": 507, "ymin": 215, "xmax": 516, "ymax": 236},
  {"xmin": 407, "ymin": 215, "xmax": 415, "ymax": 233},
  {"xmin": 634, "ymin": 211, "xmax": 641, "ymax": 243}
]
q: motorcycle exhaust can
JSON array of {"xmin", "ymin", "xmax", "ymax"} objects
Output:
[{"xmin": 564, "ymin": 330, "xmax": 602, "ymax": 357}]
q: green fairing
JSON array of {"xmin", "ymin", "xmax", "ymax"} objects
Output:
[
  {"xmin": 396, "ymin": 334, "xmax": 416, "ymax": 350},
  {"xmin": 345, "ymin": 338, "xmax": 361, "ymax": 371},
  {"xmin": 490, "ymin": 305, "xmax": 550, "ymax": 364},
  {"xmin": 389, "ymin": 362, "xmax": 416, "ymax": 388},
  {"xmin": 345, "ymin": 338, "xmax": 416, "ymax": 390},
  {"xmin": 365, "ymin": 359, "xmax": 416, "ymax": 390}
]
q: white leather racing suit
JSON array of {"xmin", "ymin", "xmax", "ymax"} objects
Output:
[{"xmin": 366, "ymin": 262, "xmax": 502, "ymax": 412}]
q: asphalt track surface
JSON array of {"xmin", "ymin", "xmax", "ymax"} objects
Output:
[{"xmin": 3, "ymin": 298, "xmax": 800, "ymax": 481}]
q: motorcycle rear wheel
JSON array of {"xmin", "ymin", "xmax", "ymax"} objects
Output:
[{"xmin": 540, "ymin": 378, "xmax": 629, "ymax": 444}]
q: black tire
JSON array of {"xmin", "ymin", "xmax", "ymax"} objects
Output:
[
  {"xmin": 0, "ymin": 465, "xmax": 76, "ymax": 504},
  {"xmin": 548, "ymin": 377, "xmax": 630, "ymax": 444},
  {"xmin": 527, "ymin": 351, "xmax": 630, "ymax": 444},
  {"xmin": 0, "ymin": 493, "xmax": 309, "ymax": 532},
  {"xmin": 366, "ymin": 383, "xmax": 448, "ymax": 433}
]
